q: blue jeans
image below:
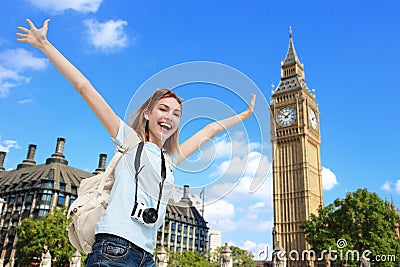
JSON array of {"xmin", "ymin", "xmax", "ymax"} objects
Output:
[{"xmin": 85, "ymin": 234, "xmax": 157, "ymax": 267}]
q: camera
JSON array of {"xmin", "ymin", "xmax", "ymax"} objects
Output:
[{"xmin": 131, "ymin": 202, "xmax": 158, "ymax": 227}]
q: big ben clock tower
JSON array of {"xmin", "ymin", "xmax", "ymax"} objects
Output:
[{"xmin": 270, "ymin": 28, "xmax": 323, "ymax": 267}]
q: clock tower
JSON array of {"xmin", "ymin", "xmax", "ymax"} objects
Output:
[{"xmin": 270, "ymin": 29, "xmax": 323, "ymax": 267}]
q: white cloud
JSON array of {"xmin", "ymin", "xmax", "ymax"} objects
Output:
[
  {"xmin": 28, "ymin": 0, "xmax": 102, "ymax": 13},
  {"xmin": 0, "ymin": 49, "xmax": 47, "ymax": 98},
  {"xmin": 0, "ymin": 49, "xmax": 48, "ymax": 71},
  {"xmin": 202, "ymin": 199, "xmax": 236, "ymax": 231},
  {"xmin": 0, "ymin": 136, "xmax": 20, "ymax": 153},
  {"xmin": 84, "ymin": 19, "xmax": 129, "ymax": 52},
  {"xmin": 241, "ymin": 241, "xmax": 271, "ymax": 260},
  {"xmin": 395, "ymin": 180, "xmax": 400, "ymax": 194},
  {"xmin": 17, "ymin": 99, "xmax": 33, "ymax": 104},
  {"xmin": 199, "ymin": 175, "xmax": 273, "ymax": 234},
  {"xmin": 208, "ymin": 175, "xmax": 273, "ymax": 206},
  {"xmin": 322, "ymin": 166, "xmax": 338, "ymax": 190},
  {"xmin": 200, "ymin": 132, "xmax": 261, "ymax": 161},
  {"xmin": 0, "ymin": 65, "xmax": 31, "ymax": 98},
  {"xmin": 381, "ymin": 181, "xmax": 392, "ymax": 192},
  {"xmin": 210, "ymin": 151, "xmax": 270, "ymax": 179}
]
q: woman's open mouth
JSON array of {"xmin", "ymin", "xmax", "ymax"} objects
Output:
[{"xmin": 158, "ymin": 122, "xmax": 172, "ymax": 132}]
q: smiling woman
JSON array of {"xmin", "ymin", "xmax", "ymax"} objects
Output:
[{"xmin": 16, "ymin": 18, "xmax": 255, "ymax": 266}]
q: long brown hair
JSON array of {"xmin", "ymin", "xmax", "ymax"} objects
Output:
[{"xmin": 128, "ymin": 88, "xmax": 183, "ymax": 154}]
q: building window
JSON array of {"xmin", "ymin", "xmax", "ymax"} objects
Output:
[
  {"xmin": 35, "ymin": 204, "xmax": 51, "ymax": 217},
  {"xmin": 42, "ymin": 178, "xmax": 54, "ymax": 188},
  {"xmin": 25, "ymin": 192, "xmax": 34, "ymax": 203},
  {"xmin": 16, "ymin": 195, "xmax": 23, "ymax": 204},
  {"xmin": 39, "ymin": 189, "xmax": 53, "ymax": 202},
  {"xmin": 60, "ymin": 182, "xmax": 66, "ymax": 191},
  {"xmin": 69, "ymin": 195, "xmax": 76, "ymax": 206},
  {"xmin": 71, "ymin": 184, "xmax": 77, "ymax": 194},
  {"xmin": 57, "ymin": 192, "xmax": 66, "ymax": 207}
]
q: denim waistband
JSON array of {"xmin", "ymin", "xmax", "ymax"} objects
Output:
[{"xmin": 95, "ymin": 233, "xmax": 145, "ymax": 253}]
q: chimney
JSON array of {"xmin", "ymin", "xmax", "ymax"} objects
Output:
[
  {"xmin": 179, "ymin": 185, "xmax": 193, "ymax": 206},
  {"xmin": 55, "ymin": 137, "xmax": 66, "ymax": 155},
  {"xmin": 17, "ymin": 144, "xmax": 37, "ymax": 169},
  {"xmin": 27, "ymin": 144, "xmax": 37, "ymax": 161},
  {"xmin": 0, "ymin": 151, "xmax": 6, "ymax": 171},
  {"xmin": 93, "ymin": 154, "xmax": 107, "ymax": 174},
  {"xmin": 46, "ymin": 137, "xmax": 68, "ymax": 165}
]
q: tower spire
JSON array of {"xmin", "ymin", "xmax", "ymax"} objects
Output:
[
  {"xmin": 273, "ymin": 27, "xmax": 309, "ymax": 94},
  {"xmin": 282, "ymin": 26, "xmax": 302, "ymax": 68}
]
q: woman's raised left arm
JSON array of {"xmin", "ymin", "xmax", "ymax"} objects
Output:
[{"xmin": 177, "ymin": 94, "xmax": 256, "ymax": 165}]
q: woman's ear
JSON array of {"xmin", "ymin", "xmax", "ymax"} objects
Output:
[{"xmin": 144, "ymin": 110, "xmax": 149, "ymax": 120}]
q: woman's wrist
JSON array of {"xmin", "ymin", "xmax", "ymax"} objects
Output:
[{"xmin": 37, "ymin": 38, "xmax": 51, "ymax": 51}]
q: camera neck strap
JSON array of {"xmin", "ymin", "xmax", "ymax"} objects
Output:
[{"xmin": 134, "ymin": 142, "xmax": 167, "ymax": 213}]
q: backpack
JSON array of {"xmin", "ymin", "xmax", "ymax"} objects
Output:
[{"xmin": 67, "ymin": 132, "xmax": 140, "ymax": 254}]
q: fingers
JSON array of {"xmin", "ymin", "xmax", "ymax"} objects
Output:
[
  {"xmin": 250, "ymin": 93, "xmax": 256, "ymax": 103},
  {"xmin": 43, "ymin": 19, "xmax": 51, "ymax": 30},
  {"xmin": 16, "ymin": 33, "xmax": 26, "ymax": 38},
  {"xmin": 25, "ymin": 18, "xmax": 37, "ymax": 30},
  {"xmin": 17, "ymin": 26, "xmax": 29, "ymax": 33},
  {"xmin": 249, "ymin": 94, "xmax": 256, "ymax": 109},
  {"xmin": 16, "ymin": 32, "xmax": 27, "ymax": 42}
]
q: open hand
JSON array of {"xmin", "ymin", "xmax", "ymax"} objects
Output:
[
  {"xmin": 240, "ymin": 94, "xmax": 256, "ymax": 120},
  {"xmin": 16, "ymin": 18, "xmax": 50, "ymax": 49}
]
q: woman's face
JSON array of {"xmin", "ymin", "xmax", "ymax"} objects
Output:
[{"xmin": 146, "ymin": 97, "xmax": 181, "ymax": 148}]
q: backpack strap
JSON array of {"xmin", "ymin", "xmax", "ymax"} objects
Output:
[
  {"xmin": 97, "ymin": 131, "xmax": 140, "ymax": 195},
  {"xmin": 134, "ymin": 142, "xmax": 145, "ymax": 204}
]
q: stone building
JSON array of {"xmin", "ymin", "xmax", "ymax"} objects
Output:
[
  {"xmin": 207, "ymin": 229, "xmax": 221, "ymax": 256},
  {"xmin": 0, "ymin": 138, "xmax": 208, "ymax": 265},
  {"xmin": 270, "ymin": 28, "xmax": 323, "ymax": 267},
  {"xmin": 0, "ymin": 138, "xmax": 98, "ymax": 264},
  {"xmin": 156, "ymin": 185, "xmax": 209, "ymax": 253}
]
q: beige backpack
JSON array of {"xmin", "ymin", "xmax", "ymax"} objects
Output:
[{"xmin": 67, "ymin": 133, "xmax": 139, "ymax": 254}]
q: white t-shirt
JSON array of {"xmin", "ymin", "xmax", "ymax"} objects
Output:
[{"xmin": 96, "ymin": 119, "xmax": 175, "ymax": 253}]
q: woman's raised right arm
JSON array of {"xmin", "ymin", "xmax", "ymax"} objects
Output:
[{"xmin": 16, "ymin": 19, "xmax": 119, "ymax": 138}]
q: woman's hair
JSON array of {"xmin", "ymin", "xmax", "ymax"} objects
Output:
[{"xmin": 129, "ymin": 88, "xmax": 183, "ymax": 154}]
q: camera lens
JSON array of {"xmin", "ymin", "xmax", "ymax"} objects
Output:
[{"xmin": 143, "ymin": 208, "xmax": 158, "ymax": 224}]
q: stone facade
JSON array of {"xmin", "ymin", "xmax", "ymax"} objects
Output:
[
  {"xmin": 0, "ymin": 138, "xmax": 208, "ymax": 266},
  {"xmin": 156, "ymin": 185, "xmax": 209, "ymax": 253},
  {"xmin": 270, "ymin": 29, "xmax": 323, "ymax": 267}
]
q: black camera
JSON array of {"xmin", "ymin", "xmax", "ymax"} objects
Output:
[{"xmin": 131, "ymin": 202, "xmax": 158, "ymax": 227}]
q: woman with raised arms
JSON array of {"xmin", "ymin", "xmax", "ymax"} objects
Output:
[{"xmin": 17, "ymin": 19, "xmax": 255, "ymax": 267}]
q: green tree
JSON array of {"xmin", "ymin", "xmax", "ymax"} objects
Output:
[
  {"xmin": 167, "ymin": 249, "xmax": 216, "ymax": 266},
  {"xmin": 229, "ymin": 246, "xmax": 254, "ymax": 266},
  {"xmin": 210, "ymin": 245, "xmax": 255, "ymax": 266},
  {"xmin": 301, "ymin": 188, "xmax": 400, "ymax": 267},
  {"xmin": 158, "ymin": 245, "xmax": 255, "ymax": 266},
  {"xmin": 16, "ymin": 207, "xmax": 76, "ymax": 266}
]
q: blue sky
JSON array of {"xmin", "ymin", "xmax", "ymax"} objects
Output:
[{"xmin": 1, "ymin": 0, "xmax": 400, "ymax": 259}]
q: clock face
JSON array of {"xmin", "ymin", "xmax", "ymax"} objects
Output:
[
  {"xmin": 309, "ymin": 108, "xmax": 318, "ymax": 129},
  {"xmin": 277, "ymin": 106, "xmax": 296, "ymax": 127}
]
